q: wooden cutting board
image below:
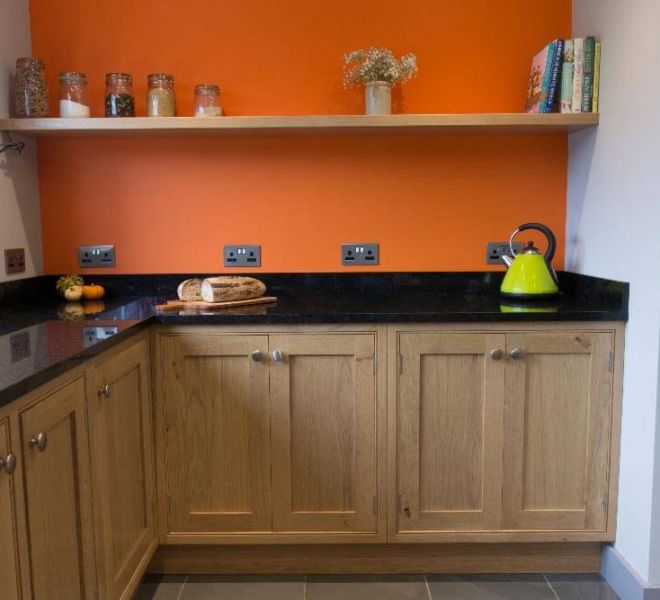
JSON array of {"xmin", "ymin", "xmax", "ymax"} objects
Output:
[{"xmin": 156, "ymin": 296, "xmax": 278, "ymax": 312}]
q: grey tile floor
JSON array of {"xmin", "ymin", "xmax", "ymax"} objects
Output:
[{"xmin": 135, "ymin": 573, "xmax": 620, "ymax": 599}]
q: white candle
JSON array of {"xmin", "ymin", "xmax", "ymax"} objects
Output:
[{"xmin": 59, "ymin": 99, "xmax": 90, "ymax": 118}]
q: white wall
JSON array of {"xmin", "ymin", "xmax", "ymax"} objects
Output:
[
  {"xmin": 570, "ymin": 0, "xmax": 660, "ymax": 586},
  {"xmin": 0, "ymin": 0, "xmax": 42, "ymax": 281}
]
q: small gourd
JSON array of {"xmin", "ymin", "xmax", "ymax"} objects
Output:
[
  {"xmin": 82, "ymin": 284, "xmax": 105, "ymax": 300},
  {"xmin": 56, "ymin": 274, "xmax": 84, "ymax": 297},
  {"xmin": 64, "ymin": 285, "xmax": 83, "ymax": 301}
]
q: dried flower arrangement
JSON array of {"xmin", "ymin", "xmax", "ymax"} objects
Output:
[{"xmin": 343, "ymin": 47, "xmax": 418, "ymax": 86}]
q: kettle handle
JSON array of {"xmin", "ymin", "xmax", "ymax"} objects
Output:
[{"xmin": 510, "ymin": 222, "xmax": 556, "ymax": 263}]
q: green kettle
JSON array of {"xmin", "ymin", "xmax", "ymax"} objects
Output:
[{"xmin": 500, "ymin": 223, "xmax": 559, "ymax": 299}]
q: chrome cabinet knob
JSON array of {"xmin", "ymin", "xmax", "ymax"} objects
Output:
[
  {"xmin": 271, "ymin": 350, "xmax": 284, "ymax": 362},
  {"xmin": 251, "ymin": 350, "xmax": 263, "ymax": 362},
  {"xmin": 98, "ymin": 384, "xmax": 111, "ymax": 398},
  {"xmin": 490, "ymin": 348, "xmax": 503, "ymax": 361},
  {"xmin": 510, "ymin": 347, "xmax": 524, "ymax": 360},
  {"xmin": 0, "ymin": 453, "xmax": 17, "ymax": 474},
  {"xmin": 29, "ymin": 433, "xmax": 47, "ymax": 452}
]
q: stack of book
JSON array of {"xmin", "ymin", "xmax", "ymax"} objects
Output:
[{"xmin": 525, "ymin": 37, "xmax": 601, "ymax": 114}]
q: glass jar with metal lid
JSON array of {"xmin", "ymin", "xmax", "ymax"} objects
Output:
[
  {"xmin": 15, "ymin": 57, "xmax": 49, "ymax": 118},
  {"xmin": 59, "ymin": 72, "xmax": 90, "ymax": 118},
  {"xmin": 194, "ymin": 84, "xmax": 222, "ymax": 116},
  {"xmin": 105, "ymin": 73, "xmax": 135, "ymax": 117},
  {"xmin": 147, "ymin": 73, "xmax": 176, "ymax": 117}
]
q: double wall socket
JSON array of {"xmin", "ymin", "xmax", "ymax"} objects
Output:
[
  {"xmin": 4, "ymin": 248, "xmax": 25, "ymax": 275},
  {"xmin": 486, "ymin": 241, "xmax": 523, "ymax": 265},
  {"xmin": 79, "ymin": 245, "xmax": 116, "ymax": 268},
  {"xmin": 341, "ymin": 243, "xmax": 379, "ymax": 266},
  {"xmin": 223, "ymin": 245, "xmax": 261, "ymax": 267}
]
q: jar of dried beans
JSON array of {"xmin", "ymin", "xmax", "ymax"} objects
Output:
[
  {"xmin": 147, "ymin": 73, "xmax": 176, "ymax": 117},
  {"xmin": 105, "ymin": 73, "xmax": 135, "ymax": 117},
  {"xmin": 194, "ymin": 84, "xmax": 222, "ymax": 116},
  {"xmin": 14, "ymin": 57, "xmax": 49, "ymax": 118},
  {"xmin": 59, "ymin": 72, "xmax": 90, "ymax": 118}
]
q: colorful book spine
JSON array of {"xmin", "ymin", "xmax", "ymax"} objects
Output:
[
  {"xmin": 581, "ymin": 36, "xmax": 596, "ymax": 112},
  {"xmin": 572, "ymin": 38, "xmax": 585, "ymax": 113},
  {"xmin": 534, "ymin": 41, "xmax": 556, "ymax": 113},
  {"xmin": 525, "ymin": 42, "xmax": 553, "ymax": 113},
  {"xmin": 560, "ymin": 40, "xmax": 574, "ymax": 113},
  {"xmin": 540, "ymin": 39, "xmax": 563, "ymax": 112},
  {"xmin": 592, "ymin": 41, "xmax": 601, "ymax": 113}
]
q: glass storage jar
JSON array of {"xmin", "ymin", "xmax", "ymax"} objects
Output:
[
  {"xmin": 147, "ymin": 73, "xmax": 176, "ymax": 117},
  {"xmin": 59, "ymin": 72, "xmax": 90, "ymax": 118},
  {"xmin": 14, "ymin": 57, "xmax": 49, "ymax": 118},
  {"xmin": 105, "ymin": 73, "xmax": 135, "ymax": 117},
  {"xmin": 194, "ymin": 84, "xmax": 222, "ymax": 116}
]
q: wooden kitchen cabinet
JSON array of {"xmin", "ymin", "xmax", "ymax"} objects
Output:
[
  {"xmin": 89, "ymin": 336, "xmax": 157, "ymax": 600},
  {"xmin": 502, "ymin": 331, "xmax": 615, "ymax": 532},
  {"xmin": 0, "ymin": 417, "xmax": 23, "ymax": 600},
  {"xmin": 159, "ymin": 333, "xmax": 272, "ymax": 536},
  {"xmin": 395, "ymin": 333, "xmax": 505, "ymax": 535},
  {"xmin": 155, "ymin": 327, "xmax": 386, "ymax": 543},
  {"xmin": 270, "ymin": 333, "xmax": 380, "ymax": 534},
  {"xmin": 18, "ymin": 376, "xmax": 96, "ymax": 600},
  {"xmin": 391, "ymin": 325, "xmax": 620, "ymax": 542}
]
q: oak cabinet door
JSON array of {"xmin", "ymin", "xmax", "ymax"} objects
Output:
[
  {"xmin": 0, "ymin": 418, "xmax": 22, "ymax": 600},
  {"xmin": 503, "ymin": 332, "xmax": 614, "ymax": 531},
  {"xmin": 19, "ymin": 377, "xmax": 96, "ymax": 600},
  {"xmin": 270, "ymin": 333, "xmax": 378, "ymax": 533},
  {"xmin": 90, "ymin": 338, "xmax": 156, "ymax": 599},
  {"xmin": 161, "ymin": 334, "xmax": 271, "ymax": 533},
  {"xmin": 396, "ymin": 333, "xmax": 505, "ymax": 534}
]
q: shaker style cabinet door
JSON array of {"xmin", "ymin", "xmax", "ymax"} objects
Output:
[
  {"xmin": 18, "ymin": 377, "xmax": 96, "ymax": 600},
  {"xmin": 503, "ymin": 332, "xmax": 614, "ymax": 531},
  {"xmin": 269, "ymin": 333, "xmax": 379, "ymax": 534},
  {"xmin": 161, "ymin": 334, "xmax": 271, "ymax": 534},
  {"xmin": 395, "ymin": 333, "xmax": 505, "ymax": 535},
  {"xmin": 90, "ymin": 337, "xmax": 157, "ymax": 600},
  {"xmin": 0, "ymin": 418, "xmax": 23, "ymax": 600}
]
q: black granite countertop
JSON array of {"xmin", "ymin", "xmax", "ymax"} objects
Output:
[{"xmin": 0, "ymin": 272, "xmax": 628, "ymax": 408}]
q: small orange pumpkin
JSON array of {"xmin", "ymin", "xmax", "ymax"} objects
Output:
[{"xmin": 82, "ymin": 284, "xmax": 105, "ymax": 300}]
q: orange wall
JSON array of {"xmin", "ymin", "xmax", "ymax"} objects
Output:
[{"xmin": 31, "ymin": 0, "xmax": 571, "ymax": 274}]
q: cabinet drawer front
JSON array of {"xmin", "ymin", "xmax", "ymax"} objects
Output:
[
  {"xmin": 0, "ymin": 418, "xmax": 22, "ymax": 600},
  {"xmin": 161, "ymin": 334, "xmax": 271, "ymax": 534},
  {"xmin": 503, "ymin": 332, "xmax": 614, "ymax": 531},
  {"xmin": 19, "ymin": 377, "xmax": 95, "ymax": 600},
  {"xmin": 270, "ymin": 333, "xmax": 379, "ymax": 533},
  {"xmin": 396, "ymin": 333, "xmax": 505, "ymax": 533},
  {"xmin": 91, "ymin": 339, "xmax": 156, "ymax": 599}
]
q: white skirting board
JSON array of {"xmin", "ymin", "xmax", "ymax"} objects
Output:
[{"xmin": 601, "ymin": 545, "xmax": 660, "ymax": 600}]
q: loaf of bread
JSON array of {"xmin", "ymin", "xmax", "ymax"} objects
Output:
[
  {"xmin": 177, "ymin": 278, "xmax": 203, "ymax": 301},
  {"xmin": 200, "ymin": 276, "xmax": 266, "ymax": 303}
]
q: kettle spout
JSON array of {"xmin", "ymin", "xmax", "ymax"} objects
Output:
[{"xmin": 500, "ymin": 254, "xmax": 513, "ymax": 268}]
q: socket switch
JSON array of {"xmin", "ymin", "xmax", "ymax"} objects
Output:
[
  {"xmin": 79, "ymin": 245, "xmax": 116, "ymax": 268},
  {"xmin": 223, "ymin": 245, "xmax": 261, "ymax": 267},
  {"xmin": 486, "ymin": 241, "xmax": 523, "ymax": 265},
  {"xmin": 341, "ymin": 243, "xmax": 379, "ymax": 266},
  {"xmin": 4, "ymin": 248, "xmax": 25, "ymax": 275}
]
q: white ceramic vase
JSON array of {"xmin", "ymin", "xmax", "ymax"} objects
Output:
[{"xmin": 365, "ymin": 81, "xmax": 392, "ymax": 115}]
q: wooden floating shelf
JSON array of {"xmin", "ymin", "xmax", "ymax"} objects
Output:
[{"xmin": 0, "ymin": 113, "xmax": 598, "ymax": 138}]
